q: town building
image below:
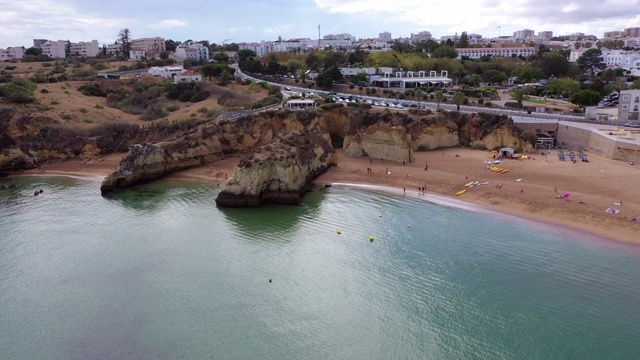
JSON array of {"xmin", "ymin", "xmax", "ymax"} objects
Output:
[
  {"xmin": 513, "ymin": 29, "xmax": 535, "ymax": 39},
  {"xmin": 69, "ymin": 40, "xmax": 100, "ymax": 58},
  {"xmin": 538, "ymin": 31, "xmax": 553, "ymax": 39},
  {"xmin": 410, "ymin": 31, "xmax": 433, "ymax": 43},
  {"xmin": 129, "ymin": 37, "xmax": 165, "ymax": 59},
  {"xmin": 238, "ymin": 42, "xmax": 271, "ymax": 57},
  {"xmin": 33, "ymin": 39, "xmax": 48, "ymax": 47},
  {"xmin": 624, "ymin": 27, "xmax": 640, "ymax": 38},
  {"xmin": 285, "ymin": 99, "xmax": 316, "ymax": 110},
  {"xmin": 456, "ymin": 46, "xmax": 535, "ymax": 59},
  {"xmin": 174, "ymin": 71, "xmax": 202, "ymax": 83},
  {"xmin": 175, "ymin": 42, "xmax": 209, "ymax": 62},
  {"xmin": 148, "ymin": 65, "xmax": 186, "ymax": 79},
  {"xmin": 0, "ymin": 47, "xmax": 25, "ymax": 61},
  {"xmin": 369, "ymin": 70, "xmax": 451, "ymax": 89},
  {"xmin": 618, "ymin": 90, "xmax": 640, "ymax": 122},
  {"xmin": 603, "ymin": 30, "xmax": 624, "ymax": 38},
  {"xmin": 129, "ymin": 49, "xmax": 146, "ymax": 61},
  {"xmin": 40, "ymin": 40, "xmax": 67, "ymax": 59},
  {"xmin": 378, "ymin": 31, "xmax": 392, "ymax": 42}
]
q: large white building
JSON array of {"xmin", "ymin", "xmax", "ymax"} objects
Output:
[
  {"xmin": 513, "ymin": 29, "xmax": 535, "ymax": 39},
  {"xmin": 618, "ymin": 90, "xmax": 640, "ymax": 122},
  {"xmin": 40, "ymin": 40, "xmax": 67, "ymax": 59},
  {"xmin": 175, "ymin": 42, "xmax": 209, "ymax": 62},
  {"xmin": 410, "ymin": 31, "xmax": 433, "ymax": 43},
  {"xmin": 69, "ymin": 40, "xmax": 100, "ymax": 58},
  {"xmin": 0, "ymin": 47, "xmax": 25, "ymax": 61},
  {"xmin": 238, "ymin": 42, "xmax": 271, "ymax": 57},
  {"xmin": 456, "ymin": 46, "xmax": 535, "ymax": 59},
  {"xmin": 148, "ymin": 65, "xmax": 186, "ymax": 79}
]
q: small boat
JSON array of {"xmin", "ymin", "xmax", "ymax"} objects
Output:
[
  {"xmin": 481, "ymin": 181, "xmax": 490, "ymax": 185},
  {"xmin": 464, "ymin": 181, "xmax": 474, "ymax": 187},
  {"xmin": 456, "ymin": 190, "xmax": 466, "ymax": 196}
]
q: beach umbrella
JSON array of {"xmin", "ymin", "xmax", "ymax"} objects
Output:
[{"xmin": 563, "ymin": 193, "xmax": 570, "ymax": 199}]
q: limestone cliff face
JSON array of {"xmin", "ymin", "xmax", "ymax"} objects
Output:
[
  {"xmin": 475, "ymin": 127, "xmax": 534, "ymax": 153},
  {"xmin": 100, "ymin": 111, "xmax": 326, "ymax": 193},
  {"xmin": 215, "ymin": 129, "xmax": 336, "ymax": 207},
  {"xmin": 100, "ymin": 144, "xmax": 166, "ymax": 193},
  {"xmin": 344, "ymin": 125, "xmax": 414, "ymax": 162},
  {"xmin": 412, "ymin": 126, "xmax": 459, "ymax": 150}
]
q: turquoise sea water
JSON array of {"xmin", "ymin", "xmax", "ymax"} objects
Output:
[{"xmin": 1, "ymin": 176, "xmax": 639, "ymax": 360}]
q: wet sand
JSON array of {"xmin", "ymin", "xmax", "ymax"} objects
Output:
[{"xmin": 21, "ymin": 148, "xmax": 640, "ymax": 245}]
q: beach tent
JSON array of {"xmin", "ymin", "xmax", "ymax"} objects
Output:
[{"xmin": 499, "ymin": 147, "xmax": 515, "ymax": 157}]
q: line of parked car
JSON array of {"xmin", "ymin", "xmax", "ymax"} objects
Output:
[{"xmin": 598, "ymin": 92, "xmax": 619, "ymax": 108}]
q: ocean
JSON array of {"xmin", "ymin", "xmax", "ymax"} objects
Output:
[{"xmin": 1, "ymin": 176, "xmax": 639, "ymax": 360}]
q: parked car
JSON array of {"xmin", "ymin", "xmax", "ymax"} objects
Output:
[
  {"xmin": 624, "ymin": 122, "xmax": 640, "ymax": 128},
  {"xmin": 443, "ymin": 93, "xmax": 453, "ymax": 98}
]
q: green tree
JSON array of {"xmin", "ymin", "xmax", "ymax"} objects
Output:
[
  {"xmin": 570, "ymin": 89, "xmax": 601, "ymax": 107},
  {"xmin": 165, "ymin": 39, "xmax": 180, "ymax": 52},
  {"xmin": 538, "ymin": 51, "xmax": 569, "ymax": 78},
  {"xmin": 432, "ymin": 45, "xmax": 457, "ymax": 59},
  {"xmin": 200, "ymin": 64, "xmax": 232, "ymax": 80},
  {"xmin": 513, "ymin": 65, "xmax": 543, "ymax": 83},
  {"xmin": 549, "ymin": 78, "xmax": 580, "ymax": 98},
  {"xmin": 433, "ymin": 90, "xmax": 444, "ymax": 109},
  {"xmin": 415, "ymin": 39, "xmax": 439, "ymax": 53},
  {"xmin": 212, "ymin": 53, "xmax": 229, "ymax": 63},
  {"xmin": 631, "ymin": 79, "xmax": 640, "ymax": 89},
  {"xmin": 452, "ymin": 91, "xmax": 466, "ymax": 111},
  {"xmin": 457, "ymin": 32, "xmax": 470, "ymax": 48},
  {"xmin": 305, "ymin": 52, "xmax": 321, "ymax": 71},
  {"xmin": 237, "ymin": 49, "xmax": 257, "ymax": 71},
  {"xmin": 315, "ymin": 66, "xmax": 343, "ymax": 89},
  {"xmin": 483, "ymin": 69, "xmax": 508, "ymax": 84},
  {"xmin": 577, "ymin": 48, "xmax": 606, "ymax": 78},
  {"xmin": 512, "ymin": 89, "xmax": 525, "ymax": 109},
  {"xmin": 118, "ymin": 28, "xmax": 132, "ymax": 60},
  {"xmin": 25, "ymin": 47, "xmax": 42, "ymax": 56}
]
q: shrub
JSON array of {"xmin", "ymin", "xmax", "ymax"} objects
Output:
[
  {"xmin": 94, "ymin": 104, "xmax": 104, "ymax": 109},
  {"xmin": 40, "ymin": 88, "xmax": 49, "ymax": 94},
  {"xmin": 320, "ymin": 103, "xmax": 344, "ymax": 110},
  {"xmin": 189, "ymin": 91, "xmax": 210, "ymax": 103},
  {"xmin": 78, "ymin": 83, "xmax": 106, "ymax": 97},
  {"xmin": 61, "ymin": 114, "xmax": 72, "ymax": 120},
  {"xmin": 79, "ymin": 107, "xmax": 88, "ymax": 113},
  {"xmin": 478, "ymin": 98, "xmax": 484, "ymax": 104},
  {"xmin": 166, "ymin": 104, "xmax": 180, "ymax": 112},
  {"xmin": 4, "ymin": 66, "xmax": 17, "ymax": 71},
  {"xmin": 140, "ymin": 106, "xmax": 168, "ymax": 121},
  {"xmin": 92, "ymin": 63, "xmax": 109, "ymax": 71},
  {"xmin": 50, "ymin": 100, "xmax": 59, "ymax": 105},
  {"xmin": 64, "ymin": 91, "xmax": 70, "ymax": 95},
  {"xmin": 485, "ymin": 102, "xmax": 492, "ymax": 107},
  {"xmin": 83, "ymin": 117, "xmax": 94, "ymax": 123},
  {"xmin": 197, "ymin": 106, "xmax": 208, "ymax": 113}
]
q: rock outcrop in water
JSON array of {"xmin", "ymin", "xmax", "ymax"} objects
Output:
[
  {"xmin": 100, "ymin": 143, "xmax": 167, "ymax": 193},
  {"xmin": 215, "ymin": 128, "xmax": 337, "ymax": 207}
]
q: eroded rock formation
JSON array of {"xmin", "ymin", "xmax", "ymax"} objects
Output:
[{"xmin": 215, "ymin": 128, "xmax": 337, "ymax": 206}]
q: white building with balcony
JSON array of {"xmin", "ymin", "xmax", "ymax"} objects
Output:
[
  {"xmin": 175, "ymin": 42, "xmax": 209, "ymax": 62},
  {"xmin": 69, "ymin": 40, "xmax": 100, "ymax": 58},
  {"xmin": 0, "ymin": 47, "xmax": 25, "ymax": 61},
  {"xmin": 456, "ymin": 47, "xmax": 535, "ymax": 59},
  {"xmin": 40, "ymin": 40, "xmax": 67, "ymax": 59}
]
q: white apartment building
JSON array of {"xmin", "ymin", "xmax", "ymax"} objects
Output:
[
  {"xmin": 129, "ymin": 49, "xmax": 146, "ymax": 61},
  {"xmin": 410, "ymin": 31, "xmax": 433, "ymax": 43},
  {"xmin": 513, "ymin": 29, "xmax": 535, "ymax": 39},
  {"xmin": 69, "ymin": 40, "xmax": 100, "ymax": 58},
  {"xmin": 40, "ymin": 40, "xmax": 67, "ymax": 59},
  {"xmin": 538, "ymin": 31, "xmax": 553, "ymax": 39},
  {"xmin": 323, "ymin": 33, "xmax": 354, "ymax": 41},
  {"xmin": 148, "ymin": 65, "xmax": 186, "ymax": 79},
  {"xmin": 0, "ymin": 47, "xmax": 25, "ymax": 61},
  {"xmin": 238, "ymin": 42, "xmax": 271, "ymax": 57},
  {"xmin": 618, "ymin": 90, "xmax": 640, "ymax": 121},
  {"xmin": 456, "ymin": 47, "xmax": 535, "ymax": 59},
  {"xmin": 175, "ymin": 42, "xmax": 209, "ymax": 62},
  {"xmin": 603, "ymin": 50, "xmax": 640, "ymax": 68}
]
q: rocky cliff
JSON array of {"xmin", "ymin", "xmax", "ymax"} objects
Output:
[
  {"xmin": 215, "ymin": 128, "xmax": 337, "ymax": 207},
  {"xmin": 344, "ymin": 124, "xmax": 414, "ymax": 162}
]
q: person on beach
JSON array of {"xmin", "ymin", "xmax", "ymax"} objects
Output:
[{"xmin": 554, "ymin": 186, "xmax": 558, "ymax": 193}]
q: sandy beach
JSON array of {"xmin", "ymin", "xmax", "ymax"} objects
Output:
[{"xmin": 19, "ymin": 148, "xmax": 640, "ymax": 245}]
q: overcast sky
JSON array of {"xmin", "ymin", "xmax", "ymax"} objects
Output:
[{"xmin": 1, "ymin": 0, "xmax": 639, "ymax": 48}]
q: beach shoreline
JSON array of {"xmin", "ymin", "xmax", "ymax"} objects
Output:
[{"xmin": 12, "ymin": 148, "xmax": 640, "ymax": 245}]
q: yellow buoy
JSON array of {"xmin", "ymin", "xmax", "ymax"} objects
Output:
[
  {"xmin": 337, "ymin": 229, "xmax": 342, "ymax": 234},
  {"xmin": 369, "ymin": 236, "xmax": 374, "ymax": 242}
]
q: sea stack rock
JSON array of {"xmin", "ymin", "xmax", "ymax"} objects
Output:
[
  {"xmin": 101, "ymin": 144, "xmax": 167, "ymax": 193},
  {"xmin": 215, "ymin": 128, "xmax": 336, "ymax": 207}
]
